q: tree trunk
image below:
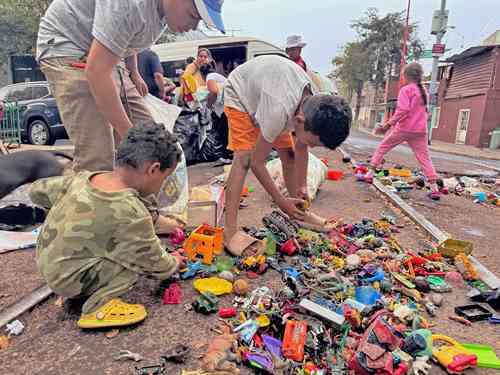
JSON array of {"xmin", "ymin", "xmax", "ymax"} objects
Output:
[{"xmin": 354, "ymin": 84, "xmax": 363, "ymax": 125}]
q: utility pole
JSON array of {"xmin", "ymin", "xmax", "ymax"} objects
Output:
[
  {"xmin": 384, "ymin": 0, "xmax": 411, "ymax": 122},
  {"xmin": 428, "ymin": 0, "xmax": 448, "ymax": 143},
  {"xmin": 399, "ymin": 0, "xmax": 411, "ymax": 89}
]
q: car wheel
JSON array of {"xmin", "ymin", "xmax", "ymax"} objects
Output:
[{"xmin": 28, "ymin": 119, "xmax": 54, "ymax": 146}]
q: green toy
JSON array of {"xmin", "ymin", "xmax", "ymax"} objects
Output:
[
  {"xmin": 192, "ymin": 292, "xmax": 219, "ymax": 314},
  {"xmin": 461, "ymin": 343, "xmax": 500, "ymax": 369}
]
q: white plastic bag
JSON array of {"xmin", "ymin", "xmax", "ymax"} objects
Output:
[
  {"xmin": 143, "ymin": 94, "xmax": 181, "ymax": 132},
  {"xmin": 266, "ymin": 153, "xmax": 327, "ymax": 200},
  {"xmin": 143, "ymin": 95, "xmax": 188, "ymax": 224}
]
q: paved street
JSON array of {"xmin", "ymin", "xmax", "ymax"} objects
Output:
[
  {"xmin": 344, "ymin": 129, "xmax": 500, "ymax": 175},
  {"xmin": 343, "ymin": 129, "xmax": 500, "ymax": 278}
]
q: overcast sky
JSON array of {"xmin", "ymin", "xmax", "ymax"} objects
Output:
[{"xmin": 219, "ymin": 0, "xmax": 500, "ymax": 75}]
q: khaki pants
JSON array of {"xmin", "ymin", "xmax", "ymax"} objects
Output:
[{"xmin": 40, "ymin": 57, "xmax": 152, "ymax": 172}]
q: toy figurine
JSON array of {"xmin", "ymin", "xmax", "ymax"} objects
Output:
[{"xmin": 201, "ymin": 325, "xmax": 240, "ymax": 374}]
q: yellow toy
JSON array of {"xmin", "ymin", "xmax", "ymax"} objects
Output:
[
  {"xmin": 242, "ymin": 255, "xmax": 266, "ymax": 269},
  {"xmin": 184, "ymin": 224, "xmax": 223, "ymax": 265},
  {"xmin": 194, "ymin": 277, "xmax": 233, "ymax": 296},
  {"xmin": 454, "ymin": 254, "xmax": 478, "ymax": 281},
  {"xmin": 389, "ymin": 168, "xmax": 412, "ymax": 177},
  {"xmin": 432, "ymin": 335, "xmax": 477, "ymax": 374}
]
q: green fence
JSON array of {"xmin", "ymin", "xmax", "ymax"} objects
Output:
[{"xmin": 0, "ymin": 102, "xmax": 21, "ymax": 146}]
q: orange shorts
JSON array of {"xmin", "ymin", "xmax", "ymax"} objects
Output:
[{"xmin": 225, "ymin": 106, "xmax": 294, "ymax": 151}]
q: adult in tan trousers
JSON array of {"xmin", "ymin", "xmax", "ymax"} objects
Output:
[{"xmin": 37, "ymin": 0, "xmax": 225, "ymax": 172}]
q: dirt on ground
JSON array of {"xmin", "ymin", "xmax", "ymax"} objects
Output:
[{"xmin": 0, "ymin": 149, "xmax": 498, "ymax": 375}]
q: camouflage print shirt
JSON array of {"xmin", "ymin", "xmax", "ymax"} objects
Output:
[{"xmin": 29, "ymin": 171, "xmax": 178, "ymax": 285}]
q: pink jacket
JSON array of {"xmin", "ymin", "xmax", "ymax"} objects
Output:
[{"xmin": 388, "ymin": 83, "xmax": 428, "ymax": 133}]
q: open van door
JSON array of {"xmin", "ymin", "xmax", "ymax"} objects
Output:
[{"xmin": 203, "ymin": 42, "xmax": 248, "ymax": 75}]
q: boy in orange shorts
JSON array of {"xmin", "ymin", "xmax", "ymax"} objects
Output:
[{"xmin": 223, "ymin": 55, "xmax": 352, "ymax": 252}]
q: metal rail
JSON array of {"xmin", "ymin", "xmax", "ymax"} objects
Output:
[
  {"xmin": 0, "ymin": 284, "xmax": 53, "ymax": 328},
  {"xmin": 339, "ymin": 147, "xmax": 448, "ymax": 243}
]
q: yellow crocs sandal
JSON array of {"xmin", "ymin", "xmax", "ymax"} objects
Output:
[{"xmin": 77, "ymin": 298, "xmax": 147, "ymax": 329}]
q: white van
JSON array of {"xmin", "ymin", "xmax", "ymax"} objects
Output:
[
  {"xmin": 152, "ymin": 36, "xmax": 337, "ymax": 95},
  {"xmin": 152, "ymin": 36, "xmax": 287, "ymax": 84}
]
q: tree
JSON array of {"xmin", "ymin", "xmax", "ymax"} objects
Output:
[
  {"xmin": 0, "ymin": 0, "xmax": 53, "ymax": 65},
  {"xmin": 333, "ymin": 42, "xmax": 371, "ymax": 123},
  {"xmin": 351, "ymin": 8, "xmax": 423, "ymax": 90}
]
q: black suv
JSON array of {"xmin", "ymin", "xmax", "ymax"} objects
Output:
[{"xmin": 0, "ymin": 81, "xmax": 68, "ymax": 145}]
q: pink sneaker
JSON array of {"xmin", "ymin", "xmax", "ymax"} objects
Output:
[{"xmin": 428, "ymin": 191, "xmax": 441, "ymax": 201}]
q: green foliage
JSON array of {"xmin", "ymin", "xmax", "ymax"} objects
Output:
[
  {"xmin": 0, "ymin": 0, "xmax": 53, "ymax": 64},
  {"xmin": 351, "ymin": 8, "xmax": 423, "ymax": 90},
  {"xmin": 333, "ymin": 7, "xmax": 424, "ymax": 112},
  {"xmin": 334, "ymin": 42, "xmax": 370, "ymax": 100}
]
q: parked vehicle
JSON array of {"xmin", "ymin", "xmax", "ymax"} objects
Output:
[
  {"xmin": 152, "ymin": 36, "xmax": 288, "ymax": 85},
  {"xmin": 0, "ymin": 81, "xmax": 67, "ymax": 145},
  {"xmin": 152, "ymin": 36, "xmax": 337, "ymax": 95}
]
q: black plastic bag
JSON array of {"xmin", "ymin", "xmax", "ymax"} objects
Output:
[
  {"xmin": 198, "ymin": 129, "xmax": 225, "ymax": 162},
  {"xmin": 198, "ymin": 113, "xmax": 231, "ymax": 163},
  {"xmin": 173, "ymin": 110, "xmax": 201, "ymax": 165}
]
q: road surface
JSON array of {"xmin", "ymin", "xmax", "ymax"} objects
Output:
[{"xmin": 344, "ymin": 130, "xmax": 500, "ymax": 175}]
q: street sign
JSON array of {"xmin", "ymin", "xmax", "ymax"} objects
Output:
[{"xmin": 432, "ymin": 43, "xmax": 446, "ymax": 56}]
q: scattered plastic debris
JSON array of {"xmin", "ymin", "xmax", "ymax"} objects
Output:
[{"xmin": 5, "ymin": 320, "xmax": 24, "ymax": 336}]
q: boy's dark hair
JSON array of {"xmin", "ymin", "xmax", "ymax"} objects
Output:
[
  {"xmin": 303, "ymin": 94, "xmax": 352, "ymax": 150},
  {"xmin": 116, "ymin": 122, "xmax": 182, "ymax": 171},
  {"xmin": 199, "ymin": 62, "xmax": 216, "ymax": 79}
]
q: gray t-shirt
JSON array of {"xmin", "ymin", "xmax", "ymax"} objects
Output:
[
  {"xmin": 36, "ymin": 0, "xmax": 167, "ymax": 61},
  {"xmin": 224, "ymin": 55, "xmax": 314, "ymax": 143}
]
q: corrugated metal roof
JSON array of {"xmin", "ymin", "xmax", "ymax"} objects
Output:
[{"xmin": 445, "ymin": 46, "xmax": 495, "ymax": 63}]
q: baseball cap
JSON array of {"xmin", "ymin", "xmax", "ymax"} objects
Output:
[{"xmin": 194, "ymin": 0, "xmax": 225, "ymax": 33}]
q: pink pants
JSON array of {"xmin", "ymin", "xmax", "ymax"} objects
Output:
[{"xmin": 370, "ymin": 129, "xmax": 438, "ymax": 181}]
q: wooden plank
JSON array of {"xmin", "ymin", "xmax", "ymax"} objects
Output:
[{"xmin": 0, "ymin": 284, "xmax": 53, "ymax": 328}]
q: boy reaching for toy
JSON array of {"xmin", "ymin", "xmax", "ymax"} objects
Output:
[
  {"xmin": 223, "ymin": 55, "xmax": 352, "ymax": 255},
  {"xmin": 30, "ymin": 123, "xmax": 185, "ymax": 329}
]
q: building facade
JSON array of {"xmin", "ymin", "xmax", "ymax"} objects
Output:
[{"xmin": 432, "ymin": 44, "xmax": 500, "ymax": 148}]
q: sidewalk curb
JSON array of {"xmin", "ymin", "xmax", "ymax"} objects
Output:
[{"xmin": 355, "ymin": 126, "xmax": 500, "ymax": 162}]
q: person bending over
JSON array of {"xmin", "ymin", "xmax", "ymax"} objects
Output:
[{"xmin": 223, "ymin": 55, "xmax": 352, "ymax": 253}]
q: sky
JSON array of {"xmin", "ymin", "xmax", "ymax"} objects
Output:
[{"xmin": 217, "ymin": 0, "xmax": 500, "ymax": 75}]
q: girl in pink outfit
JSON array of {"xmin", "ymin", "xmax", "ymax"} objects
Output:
[{"xmin": 371, "ymin": 62, "xmax": 441, "ymax": 200}]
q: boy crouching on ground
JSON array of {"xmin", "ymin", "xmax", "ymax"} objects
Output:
[{"xmin": 29, "ymin": 122, "xmax": 184, "ymax": 329}]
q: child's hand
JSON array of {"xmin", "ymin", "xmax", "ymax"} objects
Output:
[
  {"xmin": 172, "ymin": 251, "xmax": 187, "ymax": 269},
  {"xmin": 278, "ymin": 197, "xmax": 306, "ymax": 220},
  {"xmin": 375, "ymin": 123, "xmax": 389, "ymax": 134},
  {"xmin": 296, "ymin": 187, "xmax": 310, "ymax": 209}
]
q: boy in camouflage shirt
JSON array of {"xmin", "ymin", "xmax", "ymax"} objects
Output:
[{"xmin": 29, "ymin": 123, "xmax": 184, "ymax": 329}]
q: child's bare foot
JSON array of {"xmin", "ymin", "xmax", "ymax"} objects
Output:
[{"xmin": 296, "ymin": 212, "xmax": 336, "ymax": 232}]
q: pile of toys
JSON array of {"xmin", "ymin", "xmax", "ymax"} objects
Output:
[
  {"xmin": 353, "ymin": 162, "xmax": 500, "ymax": 206},
  {"xmin": 157, "ymin": 210, "xmax": 499, "ymax": 375}
]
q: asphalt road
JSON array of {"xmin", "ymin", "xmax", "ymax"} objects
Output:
[{"xmin": 344, "ymin": 130, "xmax": 500, "ymax": 176}]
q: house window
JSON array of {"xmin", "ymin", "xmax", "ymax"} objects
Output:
[{"xmin": 431, "ymin": 107, "xmax": 441, "ymax": 129}]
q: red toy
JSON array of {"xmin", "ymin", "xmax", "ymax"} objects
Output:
[
  {"xmin": 169, "ymin": 228, "xmax": 186, "ymax": 246},
  {"xmin": 218, "ymin": 308, "xmax": 237, "ymax": 318},
  {"xmin": 163, "ymin": 283, "xmax": 182, "ymax": 305},
  {"xmin": 280, "ymin": 239, "xmax": 298, "ymax": 256},
  {"xmin": 282, "ymin": 320, "xmax": 307, "ymax": 362}
]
